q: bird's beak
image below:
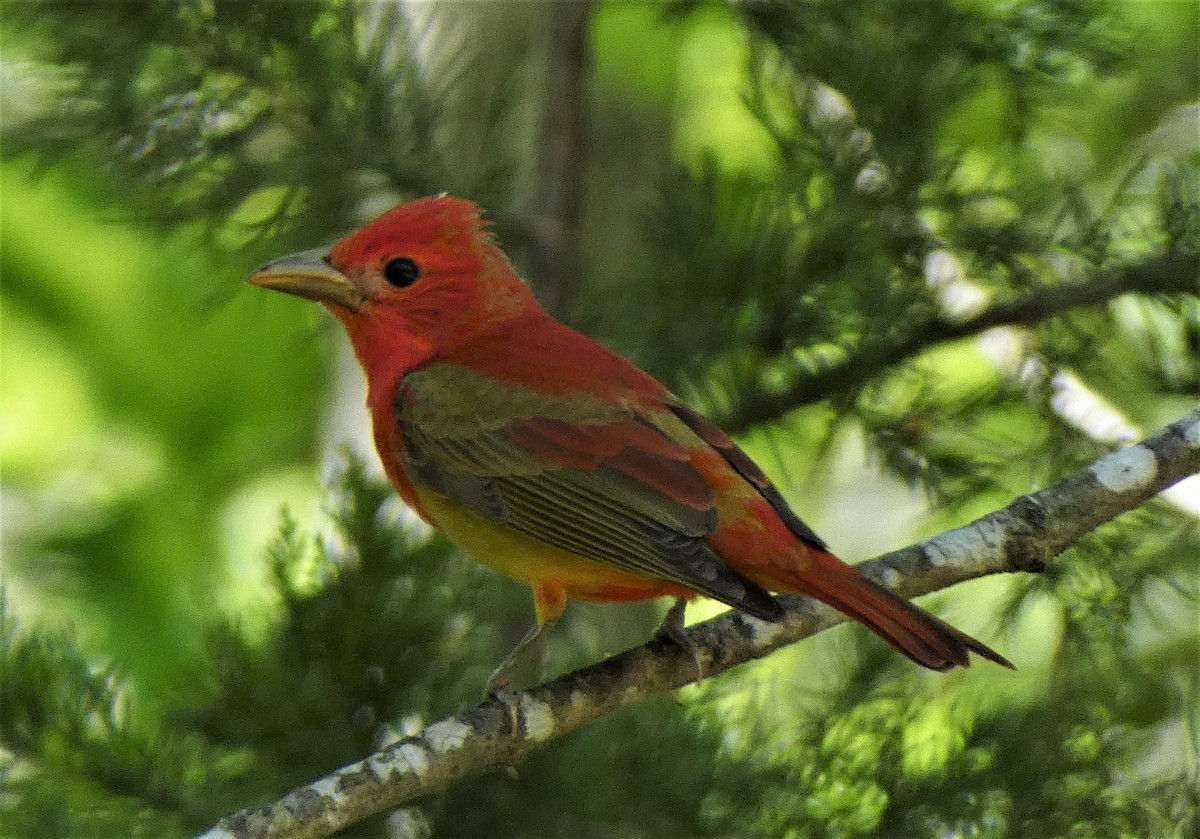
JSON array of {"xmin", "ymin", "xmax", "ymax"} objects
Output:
[{"xmin": 246, "ymin": 246, "xmax": 360, "ymax": 310}]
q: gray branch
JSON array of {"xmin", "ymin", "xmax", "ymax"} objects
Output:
[{"xmin": 198, "ymin": 408, "xmax": 1200, "ymax": 839}]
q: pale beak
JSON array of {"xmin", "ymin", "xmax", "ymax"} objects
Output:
[{"xmin": 246, "ymin": 246, "xmax": 361, "ymax": 310}]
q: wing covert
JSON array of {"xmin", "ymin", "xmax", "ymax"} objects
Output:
[{"xmin": 667, "ymin": 399, "xmax": 829, "ymax": 551}]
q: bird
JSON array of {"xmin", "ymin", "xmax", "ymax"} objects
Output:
[{"xmin": 247, "ymin": 195, "xmax": 1011, "ymax": 678}]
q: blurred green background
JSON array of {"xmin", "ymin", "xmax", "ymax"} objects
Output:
[{"xmin": 1, "ymin": 1, "xmax": 1197, "ymax": 837}]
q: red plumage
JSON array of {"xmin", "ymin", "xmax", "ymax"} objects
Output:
[{"xmin": 249, "ymin": 196, "xmax": 1012, "ymax": 672}]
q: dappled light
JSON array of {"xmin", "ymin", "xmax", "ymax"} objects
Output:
[{"xmin": 1, "ymin": 2, "xmax": 1197, "ymax": 838}]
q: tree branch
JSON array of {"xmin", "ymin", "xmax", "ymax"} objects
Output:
[
  {"xmin": 719, "ymin": 250, "xmax": 1199, "ymax": 434},
  {"xmin": 725, "ymin": 81, "xmax": 1198, "ymax": 435},
  {"xmin": 198, "ymin": 409, "xmax": 1200, "ymax": 839}
]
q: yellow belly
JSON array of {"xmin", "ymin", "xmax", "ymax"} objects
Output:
[{"xmin": 414, "ymin": 485, "xmax": 687, "ymax": 622}]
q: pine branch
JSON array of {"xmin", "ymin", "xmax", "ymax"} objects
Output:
[
  {"xmin": 198, "ymin": 409, "xmax": 1200, "ymax": 839},
  {"xmin": 719, "ymin": 249, "xmax": 1200, "ymax": 433},
  {"xmin": 796, "ymin": 79, "xmax": 930, "ymax": 255}
]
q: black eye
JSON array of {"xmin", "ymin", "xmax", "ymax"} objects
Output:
[{"xmin": 384, "ymin": 257, "xmax": 421, "ymax": 288}]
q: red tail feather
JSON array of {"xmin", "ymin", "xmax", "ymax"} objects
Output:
[{"xmin": 784, "ymin": 552, "xmax": 1013, "ymax": 671}]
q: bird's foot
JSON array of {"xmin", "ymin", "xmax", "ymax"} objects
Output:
[
  {"xmin": 484, "ymin": 684, "xmax": 522, "ymax": 737},
  {"xmin": 483, "ymin": 621, "xmax": 548, "ymax": 699},
  {"xmin": 654, "ymin": 598, "xmax": 705, "ymax": 684}
]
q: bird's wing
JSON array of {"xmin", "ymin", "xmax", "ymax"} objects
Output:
[
  {"xmin": 666, "ymin": 400, "xmax": 828, "ymax": 551},
  {"xmin": 395, "ymin": 363, "xmax": 782, "ymax": 620}
]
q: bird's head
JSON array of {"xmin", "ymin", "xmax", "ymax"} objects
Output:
[{"xmin": 248, "ymin": 196, "xmax": 538, "ymax": 372}]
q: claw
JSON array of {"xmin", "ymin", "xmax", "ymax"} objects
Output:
[
  {"xmin": 485, "ymin": 685, "xmax": 522, "ymax": 736},
  {"xmin": 655, "ymin": 598, "xmax": 705, "ymax": 683}
]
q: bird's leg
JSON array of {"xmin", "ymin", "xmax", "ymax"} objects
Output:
[
  {"xmin": 486, "ymin": 620, "xmax": 551, "ymax": 694},
  {"xmin": 655, "ymin": 597, "xmax": 705, "ymax": 683},
  {"xmin": 486, "ymin": 583, "xmax": 566, "ymax": 696},
  {"xmin": 485, "ymin": 619, "xmax": 551, "ymax": 736}
]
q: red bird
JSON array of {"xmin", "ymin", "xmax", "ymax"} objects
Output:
[{"xmin": 249, "ymin": 196, "xmax": 1011, "ymax": 673}]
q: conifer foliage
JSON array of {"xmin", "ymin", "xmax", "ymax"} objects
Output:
[{"xmin": 2, "ymin": 2, "xmax": 1197, "ymax": 837}]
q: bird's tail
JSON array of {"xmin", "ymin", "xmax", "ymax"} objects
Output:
[{"xmin": 778, "ymin": 551, "xmax": 1013, "ymax": 671}]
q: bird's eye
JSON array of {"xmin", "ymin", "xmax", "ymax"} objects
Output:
[{"xmin": 383, "ymin": 257, "xmax": 421, "ymax": 288}]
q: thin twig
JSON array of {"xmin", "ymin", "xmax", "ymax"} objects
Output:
[{"xmin": 719, "ymin": 250, "xmax": 1200, "ymax": 433}]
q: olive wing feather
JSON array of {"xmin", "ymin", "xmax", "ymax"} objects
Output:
[{"xmin": 395, "ymin": 367, "xmax": 781, "ymax": 620}]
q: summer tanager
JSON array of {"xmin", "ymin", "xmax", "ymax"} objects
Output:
[{"xmin": 249, "ymin": 196, "xmax": 1011, "ymax": 673}]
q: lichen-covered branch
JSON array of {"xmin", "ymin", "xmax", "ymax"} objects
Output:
[{"xmin": 198, "ymin": 408, "xmax": 1200, "ymax": 839}]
